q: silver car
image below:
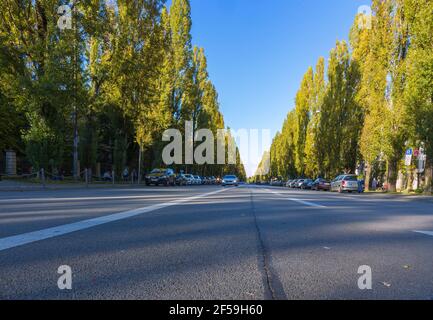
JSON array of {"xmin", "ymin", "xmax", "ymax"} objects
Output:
[
  {"xmin": 193, "ymin": 175, "xmax": 202, "ymax": 185},
  {"xmin": 331, "ymin": 174, "xmax": 359, "ymax": 193},
  {"xmin": 222, "ymin": 175, "xmax": 239, "ymax": 187},
  {"xmin": 296, "ymin": 179, "xmax": 305, "ymax": 188},
  {"xmin": 183, "ymin": 174, "xmax": 194, "ymax": 185}
]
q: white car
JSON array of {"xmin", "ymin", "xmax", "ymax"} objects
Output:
[{"xmin": 222, "ymin": 175, "xmax": 239, "ymax": 187}]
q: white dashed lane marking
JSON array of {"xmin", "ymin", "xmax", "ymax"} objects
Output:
[{"xmin": 264, "ymin": 189, "xmax": 327, "ymax": 208}]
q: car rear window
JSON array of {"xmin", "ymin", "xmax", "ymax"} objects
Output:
[
  {"xmin": 225, "ymin": 176, "xmax": 236, "ymax": 179},
  {"xmin": 344, "ymin": 176, "xmax": 358, "ymax": 181}
]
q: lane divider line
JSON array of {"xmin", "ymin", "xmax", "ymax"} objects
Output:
[
  {"xmin": 264, "ymin": 189, "xmax": 327, "ymax": 208},
  {"xmin": 0, "ymin": 194, "xmax": 207, "ymax": 204},
  {"xmin": 0, "ymin": 188, "xmax": 228, "ymax": 252},
  {"xmin": 413, "ymin": 230, "xmax": 433, "ymax": 237}
]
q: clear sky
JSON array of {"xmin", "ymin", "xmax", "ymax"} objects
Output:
[{"xmin": 188, "ymin": 0, "xmax": 371, "ymax": 176}]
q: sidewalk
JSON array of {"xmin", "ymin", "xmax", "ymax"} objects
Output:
[{"xmin": 0, "ymin": 179, "xmax": 143, "ymax": 192}]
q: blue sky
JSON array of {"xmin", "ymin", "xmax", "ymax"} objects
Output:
[{"xmin": 187, "ymin": 0, "xmax": 371, "ymax": 175}]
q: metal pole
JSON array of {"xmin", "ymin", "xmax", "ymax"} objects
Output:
[
  {"xmin": 72, "ymin": 1, "xmax": 79, "ymax": 180},
  {"xmin": 85, "ymin": 168, "xmax": 88, "ymax": 188},
  {"xmin": 41, "ymin": 168, "xmax": 46, "ymax": 189},
  {"xmin": 138, "ymin": 147, "xmax": 142, "ymax": 185}
]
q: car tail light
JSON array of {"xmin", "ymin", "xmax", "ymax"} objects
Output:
[{"xmin": 342, "ymin": 180, "xmax": 346, "ymax": 186}]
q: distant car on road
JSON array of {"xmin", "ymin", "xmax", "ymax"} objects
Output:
[
  {"xmin": 145, "ymin": 168, "xmax": 176, "ymax": 186},
  {"xmin": 331, "ymin": 174, "xmax": 359, "ymax": 193},
  {"xmin": 311, "ymin": 178, "xmax": 331, "ymax": 191},
  {"xmin": 222, "ymin": 175, "xmax": 239, "ymax": 187}
]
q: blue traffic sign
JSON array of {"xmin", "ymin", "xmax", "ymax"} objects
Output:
[{"xmin": 406, "ymin": 149, "xmax": 413, "ymax": 156}]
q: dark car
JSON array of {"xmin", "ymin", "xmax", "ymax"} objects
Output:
[
  {"xmin": 270, "ymin": 178, "xmax": 284, "ymax": 187},
  {"xmin": 300, "ymin": 179, "xmax": 314, "ymax": 189},
  {"xmin": 311, "ymin": 178, "xmax": 331, "ymax": 191},
  {"xmin": 145, "ymin": 168, "xmax": 176, "ymax": 186}
]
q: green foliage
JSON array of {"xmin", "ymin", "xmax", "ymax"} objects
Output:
[
  {"xmin": 22, "ymin": 113, "xmax": 64, "ymax": 171},
  {"xmin": 0, "ymin": 0, "xmax": 246, "ymax": 178},
  {"xmin": 260, "ymin": 0, "xmax": 432, "ymax": 193}
]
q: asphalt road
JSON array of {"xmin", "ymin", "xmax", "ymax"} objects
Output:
[{"xmin": 1, "ymin": 185, "xmax": 433, "ymax": 300}]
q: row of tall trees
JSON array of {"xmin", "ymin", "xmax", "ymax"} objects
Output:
[
  {"xmin": 0, "ymin": 0, "xmax": 246, "ymax": 180},
  {"xmin": 260, "ymin": 0, "xmax": 432, "ymax": 192}
]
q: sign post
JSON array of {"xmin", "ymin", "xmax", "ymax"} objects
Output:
[
  {"xmin": 415, "ymin": 148, "xmax": 426, "ymax": 190},
  {"xmin": 405, "ymin": 149, "xmax": 413, "ymax": 166}
]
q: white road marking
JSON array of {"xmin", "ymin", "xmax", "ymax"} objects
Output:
[
  {"xmin": 286, "ymin": 198, "xmax": 326, "ymax": 208},
  {"xmin": 0, "ymin": 188, "xmax": 228, "ymax": 252},
  {"xmin": 0, "ymin": 194, "xmax": 199, "ymax": 203},
  {"xmin": 265, "ymin": 189, "xmax": 326, "ymax": 208},
  {"xmin": 413, "ymin": 230, "xmax": 433, "ymax": 237}
]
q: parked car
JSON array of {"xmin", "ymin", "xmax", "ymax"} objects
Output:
[
  {"xmin": 311, "ymin": 178, "xmax": 331, "ymax": 191},
  {"xmin": 295, "ymin": 179, "xmax": 305, "ymax": 188},
  {"xmin": 145, "ymin": 168, "xmax": 176, "ymax": 186},
  {"xmin": 300, "ymin": 179, "xmax": 314, "ymax": 189},
  {"xmin": 331, "ymin": 174, "xmax": 359, "ymax": 193},
  {"xmin": 285, "ymin": 180, "xmax": 293, "ymax": 187},
  {"xmin": 289, "ymin": 179, "xmax": 299, "ymax": 188},
  {"xmin": 183, "ymin": 174, "xmax": 194, "ymax": 185},
  {"xmin": 270, "ymin": 178, "xmax": 284, "ymax": 187},
  {"xmin": 193, "ymin": 175, "xmax": 202, "ymax": 185},
  {"xmin": 176, "ymin": 174, "xmax": 192, "ymax": 186},
  {"xmin": 222, "ymin": 175, "xmax": 239, "ymax": 187}
]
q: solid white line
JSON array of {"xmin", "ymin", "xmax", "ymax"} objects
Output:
[
  {"xmin": 0, "ymin": 195, "xmax": 194, "ymax": 203},
  {"xmin": 413, "ymin": 230, "xmax": 433, "ymax": 237},
  {"xmin": 0, "ymin": 188, "xmax": 228, "ymax": 252},
  {"xmin": 265, "ymin": 189, "xmax": 326, "ymax": 208},
  {"xmin": 286, "ymin": 198, "xmax": 326, "ymax": 208}
]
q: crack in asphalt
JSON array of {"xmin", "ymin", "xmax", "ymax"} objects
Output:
[{"xmin": 250, "ymin": 188, "xmax": 288, "ymax": 300}]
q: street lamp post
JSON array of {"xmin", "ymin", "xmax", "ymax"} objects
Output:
[{"xmin": 72, "ymin": 1, "xmax": 79, "ymax": 180}]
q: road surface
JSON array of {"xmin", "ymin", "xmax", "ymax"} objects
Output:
[{"xmin": 0, "ymin": 186, "xmax": 433, "ymax": 299}]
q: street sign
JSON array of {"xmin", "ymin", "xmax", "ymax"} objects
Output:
[
  {"xmin": 406, "ymin": 149, "xmax": 413, "ymax": 156},
  {"xmin": 414, "ymin": 149, "xmax": 420, "ymax": 157},
  {"xmin": 417, "ymin": 154, "xmax": 426, "ymax": 173}
]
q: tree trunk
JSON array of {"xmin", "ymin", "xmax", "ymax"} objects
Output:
[
  {"xmin": 424, "ymin": 162, "xmax": 433, "ymax": 194},
  {"xmin": 138, "ymin": 146, "xmax": 142, "ymax": 185},
  {"xmin": 365, "ymin": 162, "xmax": 371, "ymax": 191},
  {"xmin": 406, "ymin": 168, "xmax": 414, "ymax": 193},
  {"xmin": 387, "ymin": 160, "xmax": 398, "ymax": 192}
]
